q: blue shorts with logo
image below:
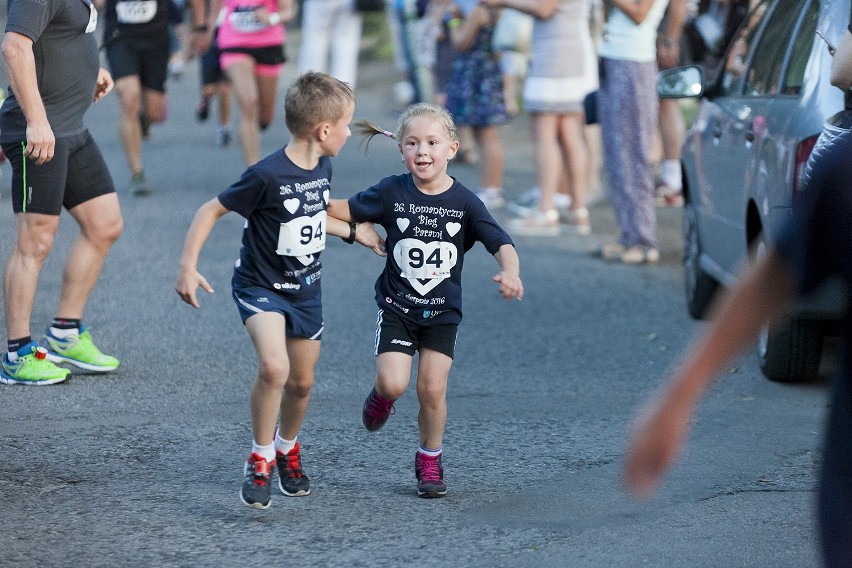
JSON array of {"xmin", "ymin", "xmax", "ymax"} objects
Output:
[{"xmin": 231, "ymin": 275, "xmax": 323, "ymax": 340}]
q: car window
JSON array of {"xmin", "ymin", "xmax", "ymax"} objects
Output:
[
  {"xmin": 720, "ymin": 0, "xmax": 771, "ymax": 96},
  {"xmin": 781, "ymin": 0, "xmax": 819, "ymax": 95},
  {"xmin": 742, "ymin": 0, "xmax": 804, "ymax": 96}
]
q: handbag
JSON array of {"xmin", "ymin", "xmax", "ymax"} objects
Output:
[{"xmin": 491, "ymin": 8, "xmax": 534, "ymax": 55}]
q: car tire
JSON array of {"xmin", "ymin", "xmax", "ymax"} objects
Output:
[
  {"xmin": 683, "ymin": 197, "xmax": 719, "ymax": 319},
  {"xmin": 753, "ymin": 236, "xmax": 823, "ymax": 382}
]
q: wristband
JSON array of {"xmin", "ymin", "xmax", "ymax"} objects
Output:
[
  {"xmin": 447, "ymin": 17, "xmax": 462, "ymax": 29},
  {"xmin": 343, "ymin": 222, "xmax": 356, "ymax": 244},
  {"xmin": 268, "ymin": 12, "xmax": 281, "ymax": 25}
]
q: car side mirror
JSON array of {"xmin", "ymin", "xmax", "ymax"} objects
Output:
[{"xmin": 657, "ymin": 65, "xmax": 705, "ymax": 98}]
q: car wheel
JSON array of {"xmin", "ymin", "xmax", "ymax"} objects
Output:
[
  {"xmin": 753, "ymin": 238, "xmax": 823, "ymax": 382},
  {"xmin": 683, "ymin": 197, "xmax": 719, "ymax": 319}
]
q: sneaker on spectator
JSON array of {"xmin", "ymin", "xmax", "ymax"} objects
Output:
[
  {"xmin": 508, "ymin": 209, "xmax": 560, "ymax": 236},
  {"xmin": 362, "ymin": 387, "xmax": 396, "ymax": 431},
  {"xmin": 240, "ymin": 452, "xmax": 273, "ymax": 509},
  {"xmin": 474, "ymin": 188, "xmax": 505, "ymax": 210},
  {"xmin": 42, "ymin": 327, "xmax": 120, "ymax": 372},
  {"xmin": 1, "ymin": 343, "xmax": 69, "ymax": 386},
  {"xmin": 128, "ymin": 172, "xmax": 151, "ymax": 197},
  {"xmin": 415, "ymin": 451, "xmax": 447, "ymax": 498},
  {"xmin": 196, "ymin": 98, "xmax": 210, "ymax": 122},
  {"xmin": 560, "ymin": 207, "xmax": 592, "ymax": 235},
  {"xmin": 506, "ymin": 187, "xmax": 541, "ymax": 217},
  {"xmin": 276, "ymin": 442, "xmax": 311, "ymax": 496},
  {"xmin": 655, "ymin": 183, "xmax": 684, "ymax": 207}
]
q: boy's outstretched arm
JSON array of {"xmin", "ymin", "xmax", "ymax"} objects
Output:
[
  {"xmin": 623, "ymin": 250, "xmax": 795, "ymax": 499},
  {"xmin": 492, "ymin": 244, "xmax": 524, "ymax": 300},
  {"xmin": 176, "ymin": 198, "xmax": 230, "ymax": 308},
  {"xmin": 328, "ymin": 198, "xmax": 386, "ymax": 256}
]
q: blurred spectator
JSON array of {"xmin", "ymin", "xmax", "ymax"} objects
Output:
[
  {"xmin": 298, "ymin": 0, "xmax": 363, "ymax": 88},
  {"xmin": 596, "ymin": 0, "xmax": 669, "ymax": 264},
  {"xmin": 444, "ymin": 0, "xmax": 509, "ymax": 210}
]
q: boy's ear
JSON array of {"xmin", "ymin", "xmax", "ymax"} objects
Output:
[
  {"xmin": 448, "ymin": 140, "xmax": 460, "ymax": 159},
  {"xmin": 316, "ymin": 122, "xmax": 331, "ymax": 141}
]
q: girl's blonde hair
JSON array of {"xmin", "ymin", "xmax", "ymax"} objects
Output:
[{"xmin": 356, "ymin": 103, "xmax": 458, "ymax": 151}]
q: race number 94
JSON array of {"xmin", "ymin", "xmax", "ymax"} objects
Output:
[{"xmin": 276, "ymin": 211, "xmax": 327, "ymax": 256}]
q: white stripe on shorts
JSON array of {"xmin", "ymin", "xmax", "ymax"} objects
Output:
[{"xmin": 374, "ymin": 309, "xmax": 384, "ymax": 356}]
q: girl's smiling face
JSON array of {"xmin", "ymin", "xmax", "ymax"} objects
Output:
[{"xmin": 399, "ymin": 115, "xmax": 459, "ymax": 189}]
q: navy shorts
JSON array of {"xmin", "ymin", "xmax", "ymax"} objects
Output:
[
  {"xmin": 200, "ymin": 29, "xmax": 226, "ymax": 86},
  {"xmin": 2, "ymin": 130, "xmax": 116, "ymax": 215},
  {"xmin": 105, "ymin": 31, "xmax": 170, "ymax": 92},
  {"xmin": 374, "ymin": 308, "xmax": 457, "ymax": 359},
  {"xmin": 232, "ymin": 276, "xmax": 324, "ymax": 340}
]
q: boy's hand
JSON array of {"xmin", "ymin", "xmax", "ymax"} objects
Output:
[
  {"xmin": 492, "ymin": 271, "xmax": 523, "ymax": 300},
  {"xmin": 176, "ymin": 268, "xmax": 215, "ymax": 308},
  {"xmin": 355, "ymin": 222, "xmax": 387, "ymax": 256}
]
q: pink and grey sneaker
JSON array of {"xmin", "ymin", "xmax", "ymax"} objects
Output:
[
  {"xmin": 362, "ymin": 387, "xmax": 396, "ymax": 431},
  {"xmin": 240, "ymin": 453, "xmax": 273, "ymax": 509},
  {"xmin": 415, "ymin": 451, "xmax": 447, "ymax": 498}
]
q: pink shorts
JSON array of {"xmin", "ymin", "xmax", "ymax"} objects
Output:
[{"xmin": 220, "ymin": 52, "xmax": 283, "ymax": 77}]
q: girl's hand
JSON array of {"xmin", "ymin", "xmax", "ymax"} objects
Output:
[
  {"xmin": 355, "ymin": 222, "xmax": 387, "ymax": 256},
  {"xmin": 492, "ymin": 271, "xmax": 523, "ymax": 300},
  {"xmin": 176, "ymin": 268, "xmax": 215, "ymax": 308}
]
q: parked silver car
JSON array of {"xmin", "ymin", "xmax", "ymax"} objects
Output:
[{"xmin": 659, "ymin": 0, "xmax": 848, "ymax": 382}]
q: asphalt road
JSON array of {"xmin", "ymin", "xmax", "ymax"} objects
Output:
[{"xmin": 0, "ymin": 48, "xmax": 831, "ymax": 567}]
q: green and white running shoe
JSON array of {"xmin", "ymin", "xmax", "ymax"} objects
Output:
[
  {"xmin": 42, "ymin": 328, "xmax": 120, "ymax": 372},
  {"xmin": 1, "ymin": 343, "xmax": 70, "ymax": 386}
]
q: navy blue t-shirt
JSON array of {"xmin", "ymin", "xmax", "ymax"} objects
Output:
[
  {"xmin": 348, "ymin": 174, "xmax": 514, "ymax": 326},
  {"xmin": 218, "ymin": 148, "xmax": 332, "ymax": 301}
]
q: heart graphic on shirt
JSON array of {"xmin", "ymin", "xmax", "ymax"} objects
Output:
[
  {"xmin": 393, "ymin": 238, "xmax": 458, "ymax": 296},
  {"xmin": 446, "ymin": 222, "xmax": 461, "ymax": 237},
  {"xmin": 284, "ymin": 199, "xmax": 300, "ymax": 214},
  {"xmin": 323, "ymin": 190, "xmax": 329, "ymax": 203},
  {"xmin": 297, "ymin": 254, "xmax": 314, "ymax": 266},
  {"xmin": 396, "ymin": 218, "xmax": 410, "ymax": 233}
]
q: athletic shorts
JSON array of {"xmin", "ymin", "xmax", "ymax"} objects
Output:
[
  {"xmin": 231, "ymin": 275, "xmax": 324, "ymax": 340},
  {"xmin": 201, "ymin": 30, "xmax": 226, "ymax": 86},
  {"xmin": 374, "ymin": 308, "xmax": 458, "ymax": 359},
  {"xmin": 2, "ymin": 130, "xmax": 115, "ymax": 215},
  {"xmin": 105, "ymin": 31, "xmax": 170, "ymax": 92},
  {"xmin": 220, "ymin": 44, "xmax": 286, "ymax": 77}
]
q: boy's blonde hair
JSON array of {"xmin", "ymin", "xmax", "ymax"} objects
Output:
[
  {"xmin": 356, "ymin": 103, "xmax": 458, "ymax": 151},
  {"xmin": 285, "ymin": 72, "xmax": 355, "ymax": 138}
]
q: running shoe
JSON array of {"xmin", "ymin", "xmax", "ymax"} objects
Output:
[
  {"xmin": 240, "ymin": 453, "xmax": 273, "ymax": 509},
  {"xmin": 362, "ymin": 387, "xmax": 396, "ymax": 431},
  {"xmin": 508, "ymin": 209, "xmax": 560, "ymax": 236},
  {"xmin": 1, "ymin": 343, "xmax": 69, "ymax": 386},
  {"xmin": 276, "ymin": 442, "xmax": 311, "ymax": 496},
  {"xmin": 139, "ymin": 113, "xmax": 151, "ymax": 139},
  {"xmin": 42, "ymin": 328, "xmax": 120, "ymax": 372},
  {"xmin": 415, "ymin": 451, "xmax": 447, "ymax": 498},
  {"xmin": 196, "ymin": 98, "xmax": 210, "ymax": 122},
  {"xmin": 128, "ymin": 172, "xmax": 151, "ymax": 197},
  {"xmin": 215, "ymin": 126, "xmax": 232, "ymax": 148}
]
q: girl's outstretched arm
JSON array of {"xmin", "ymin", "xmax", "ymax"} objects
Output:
[
  {"xmin": 492, "ymin": 244, "xmax": 524, "ymax": 300},
  {"xmin": 623, "ymin": 250, "xmax": 795, "ymax": 499},
  {"xmin": 327, "ymin": 213, "xmax": 387, "ymax": 256}
]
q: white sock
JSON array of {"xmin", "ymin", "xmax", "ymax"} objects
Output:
[
  {"xmin": 274, "ymin": 431, "xmax": 297, "ymax": 455},
  {"xmin": 418, "ymin": 445, "xmax": 442, "ymax": 457},
  {"xmin": 50, "ymin": 327, "xmax": 79, "ymax": 339},
  {"xmin": 553, "ymin": 193, "xmax": 572, "ymax": 208},
  {"xmin": 660, "ymin": 160, "xmax": 682, "ymax": 190},
  {"xmin": 251, "ymin": 441, "xmax": 276, "ymax": 463}
]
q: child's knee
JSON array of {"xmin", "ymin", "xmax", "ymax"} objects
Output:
[{"xmin": 284, "ymin": 375, "xmax": 314, "ymax": 398}]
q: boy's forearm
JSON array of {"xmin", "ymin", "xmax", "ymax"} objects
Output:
[
  {"xmin": 179, "ymin": 199, "xmax": 228, "ymax": 270},
  {"xmin": 326, "ymin": 214, "xmax": 354, "ymax": 239}
]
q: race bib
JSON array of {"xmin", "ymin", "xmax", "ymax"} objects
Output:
[
  {"xmin": 276, "ymin": 211, "xmax": 326, "ymax": 257},
  {"xmin": 229, "ymin": 8, "xmax": 265, "ymax": 32},
  {"xmin": 394, "ymin": 238, "xmax": 457, "ymax": 291},
  {"xmin": 115, "ymin": 0, "xmax": 157, "ymax": 24}
]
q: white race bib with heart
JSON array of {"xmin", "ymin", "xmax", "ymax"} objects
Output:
[
  {"xmin": 276, "ymin": 211, "xmax": 326, "ymax": 256},
  {"xmin": 393, "ymin": 238, "xmax": 458, "ymax": 295}
]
